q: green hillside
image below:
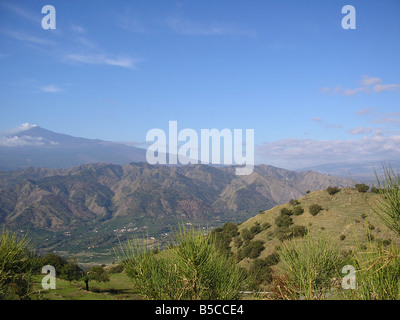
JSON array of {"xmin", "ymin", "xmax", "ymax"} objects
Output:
[{"xmin": 233, "ymin": 187, "xmax": 400, "ymax": 268}]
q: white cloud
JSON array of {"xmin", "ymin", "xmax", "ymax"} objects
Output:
[
  {"xmin": 373, "ymin": 84, "xmax": 400, "ymax": 93},
  {"xmin": 0, "ymin": 136, "xmax": 45, "ymax": 147},
  {"xmin": 322, "ymin": 76, "xmax": 400, "ymax": 96},
  {"xmin": 360, "ymin": 75, "xmax": 382, "ymax": 87},
  {"xmin": 256, "ymin": 135, "xmax": 400, "ymax": 169},
  {"xmin": 347, "ymin": 126, "xmax": 372, "ymax": 135}
]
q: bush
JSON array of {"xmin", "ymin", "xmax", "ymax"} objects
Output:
[
  {"xmin": 289, "ymin": 199, "xmax": 300, "ymax": 206},
  {"xmin": 293, "ymin": 206, "xmax": 304, "ymax": 216},
  {"xmin": 248, "ymin": 259, "xmax": 273, "ymax": 285},
  {"xmin": 240, "ymin": 228, "xmax": 254, "ymax": 241},
  {"xmin": 373, "ymin": 164, "xmax": 400, "ymax": 237},
  {"xmin": 212, "ymin": 222, "xmax": 240, "ymax": 255},
  {"xmin": 275, "ymin": 225, "xmax": 308, "ymax": 242},
  {"xmin": 237, "ymin": 240, "xmax": 265, "ymax": 260},
  {"xmin": 326, "ymin": 186, "xmax": 341, "ymax": 195},
  {"xmin": 116, "ymin": 226, "xmax": 246, "ymax": 300},
  {"xmin": 250, "ymin": 223, "xmax": 262, "ymax": 236},
  {"xmin": 280, "ymin": 208, "xmax": 293, "ymax": 216},
  {"xmin": 355, "ymin": 183, "xmax": 370, "ymax": 193},
  {"xmin": 309, "ymin": 204, "xmax": 323, "ymax": 216},
  {"xmin": 0, "ymin": 230, "xmax": 37, "ymax": 300},
  {"xmin": 275, "ymin": 215, "xmax": 293, "ymax": 228},
  {"xmin": 261, "ymin": 222, "xmax": 272, "ymax": 230},
  {"xmin": 340, "ymin": 242, "xmax": 400, "ymax": 300},
  {"xmin": 275, "ymin": 233, "xmax": 343, "ymax": 300}
]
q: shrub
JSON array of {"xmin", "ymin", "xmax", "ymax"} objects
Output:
[
  {"xmin": 340, "ymin": 234, "xmax": 346, "ymax": 241},
  {"xmin": 326, "ymin": 186, "xmax": 341, "ymax": 195},
  {"xmin": 355, "ymin": 183, "xmax": 370, "ymax": 193},
  {"xmin": 248, "ymin": 259, "xmax": 273, "ymax": 285},
  {"xmin": 340, "ymin": 242, "xmax": 400, "ymax": 300},
  {"xmin": 293, "ymin": 206, "xmax": 304, "ymax": 216},
  {"xmin": 238, "ymin": 240, "xmax": 265, "ymax": 260},
  {"xmin": 241, "ymin": 228, "xmax": 254, "ymax": 241},
  {"xmin": 370, "ymin": 186, "xmax": 380, "ymax": 194},
  {"xmin": 275, "ymin": 215, "xmax": 293, "ymax": 228},
  {"xmin": 306, "ymin": 190, "xmax": 311, "ymax": 194},
  {"xmin": 250, "ymin": 223, "xmax": 262, "ymax": 236},
  {"xmin": 280, "ymin": 208, "xmax": 293, "ymax": 216},
  {"xmin": 289, "ymin": 199, "xmax": 300, "ymax": 206},
  {"xmin": 212, "ymin": 222, "xmax": 239, "ymax": 255},
  {"xmin": 357, "ymin": 184, "xmax": 371, "ymax": 192},
  {"xmin": 116, "ymin": 226, "xmax": 246, "ymax": 300},
  {"xmin": 261, "ymin": 222, "xmax": 272, "ymax": 230},
  {"xmin": 0, "ymin": 229, "xmax": 37, "ymax": 300},
  {"xmin": 309, "ymin": 204, "xmax": 323, "ymax": 216},
  {"xmin": 373, "ymin": 164, "xmax": 400, "ymax": 237},
  {"xmin": 275, "ymin": 233, "xmax": 343, "ymax": 300}
]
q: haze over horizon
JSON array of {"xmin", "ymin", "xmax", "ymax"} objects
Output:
[{"xmin": 1, "ymin": 1, "xmax": 399, "ymax": 169}]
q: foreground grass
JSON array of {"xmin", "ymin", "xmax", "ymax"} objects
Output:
[{"xmin": 32, "ymin": 271, "xmax": 141, "ymax": 300}]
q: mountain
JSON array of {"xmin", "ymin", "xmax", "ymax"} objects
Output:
[
  {"xmin": 0, "ymin": 162, "xmax": 354, "ymax": 259},
  {"xmin": 0, "ymin": 124, "xmax": 147, "ymax": 170},
  {"xmin": 298, "ymin": 160, "xmax": 400, "ymax": 183}
]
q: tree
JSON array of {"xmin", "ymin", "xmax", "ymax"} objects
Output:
[
  {"xmin": 82, "ymin": 265, "xmax": 109, "ymax": 291},
  {"xmin": 59, "ymin": 258, "xmax": 83, "ymax": 282}
]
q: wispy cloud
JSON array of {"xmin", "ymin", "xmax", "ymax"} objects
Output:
[
  {"xmin": 0, "ymin": 29, "xmax": 53, "ymax": 45},
  {"xmin": 41, "ymin": 85, "xmax": 62, "ymax": 93},
  {"xmin": 66, "ymin": 53, "xmax": 140, "ymax": 69},
  {"xmin": 1, "ymin": 2, "xmax": 41, "ymax": 24},
  {"xmin": 355, "ymin": 107, "xmax": 373, "ymax": 116},
  {"xmin": 347, "ymin": 126, "xmax": 373, "ymax": 135},
  {"xmin": 322, "ymin": 76, "xmax": 400, "ymax": 96},
  {"xmin": 166, "ymin": 17, "xmax": 257, "ymax": 37},
  {"xmin": 71, "ymin": 24, "xmax": 86, "ymax": 34}
]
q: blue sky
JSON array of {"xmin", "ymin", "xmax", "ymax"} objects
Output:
[{"xmin": 0, "ymin": 0, "xmax": 399, "ymax": 169}]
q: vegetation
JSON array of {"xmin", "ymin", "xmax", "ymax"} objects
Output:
[
  {"xmin": 273, "ymin": 233, "xmax": 345, "ymax": 300},
  {"xmin": 309, "ymin": 204, "xmax": 323, "ymax": 216},
  {"xmin": 373, "ymin": 164, "xmax": 400, "ymax": 237},
  {"xmin": 115, "ymin": 225, "xmax": 246, "ymax": 300},
  {"xmin": 355, "ymin": 183, "xmax": 370, "ymax": 193},
  {"xmin": 326, "ymin": 186, "xmax": 341, "ymax": 195},
  {"xmin": 0, "ymin": 229, "xmax": 37, "ymax": 300}
]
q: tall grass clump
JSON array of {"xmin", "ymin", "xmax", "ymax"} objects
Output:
[
  {"xmin": 115, "ymin": 225, "xmax": 246, "ymax": 300},
  {"xmin": 340, "ymin": 241, "xmax": 400, "ymax": 300},
  {"xmin": 0, "ymin": 229, "xmax": 37, "ymax": 300},
  {"xmin": 373, "ymin": 163, "xmax": 400, "ymax": 237},
  {"xmin": 273, "ymin": 232, "xmax": 343, "ymax": 300}
]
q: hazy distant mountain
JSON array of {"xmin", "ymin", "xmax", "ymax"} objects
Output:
[
  {"xmin": 298, "ymin": 160, "xmax": 400, "ymax": 183},
  {"xmin": 0, "ymin": 124, "xmax": 147, "ymax": 170}
]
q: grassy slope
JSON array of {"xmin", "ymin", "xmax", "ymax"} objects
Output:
[
  {"xmin": 32, "ymin": 271, "xmax": 141, "ymax": 300},
  {"xmin": 235, "ymin": 188, "xmax": 400, "ymax": 268}
]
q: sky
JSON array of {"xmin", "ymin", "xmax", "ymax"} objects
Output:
[{"xmin": 0, "ymin": 0, "xmax": 399, "ymax": 169}]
